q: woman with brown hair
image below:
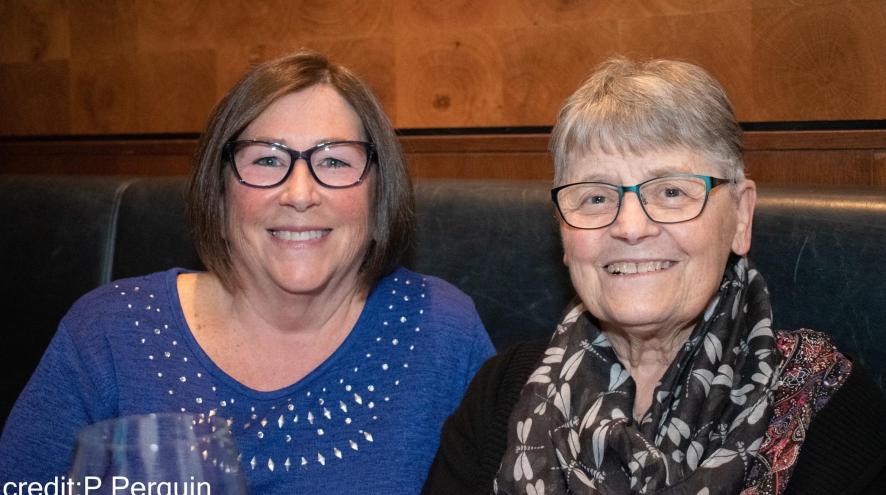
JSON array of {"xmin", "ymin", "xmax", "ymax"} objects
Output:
[{"xmin": 1, "ymin": 52, "xmax": 494, "ymax": 494}]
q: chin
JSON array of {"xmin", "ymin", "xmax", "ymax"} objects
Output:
[
  {"xmin": 276, "ymin": 272, "xmax": 331, "ymax": 294},
  {"xmin": 593, "ymin": 302, "xmax": 673, "ymax": 331}
]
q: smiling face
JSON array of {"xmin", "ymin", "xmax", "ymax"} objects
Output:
[
  {"xmin": 560, "ymin": 147, "xmax": 756, "ymax": 338},
  {"xmin": 224, "ymin": 84, "xmax": 372, "ymax": 297}
]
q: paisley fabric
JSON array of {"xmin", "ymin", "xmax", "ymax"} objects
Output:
[
  {"xmin": 495, "ymin": 257, "xmax": 820, "ymax": 495},
  {"xmin": 742, "ymin": 330, "xmax": 852, "ymax": 494}
]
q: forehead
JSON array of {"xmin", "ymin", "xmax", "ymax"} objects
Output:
[
  {"xmin": 564, "ymin": 147, "xmax": 716, "ymax": 184},
  {"xmin": 241, "ymin": 84, "xmax": 365, "ymax": 144}
]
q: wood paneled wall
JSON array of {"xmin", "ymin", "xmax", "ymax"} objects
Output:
[
  {"xmin": 2, "ymin": 1, "xmax": 886, "ymax": 137},
  {"xmin": 3, "ymin": 130, "xmax": 885, "ymax": 186}
]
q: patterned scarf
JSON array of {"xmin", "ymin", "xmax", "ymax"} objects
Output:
[{"xmin": 496, "ymin": 257, "xmax": 791, "ymax": 495}]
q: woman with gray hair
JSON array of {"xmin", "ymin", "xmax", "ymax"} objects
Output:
[{"xmin": 424, "ymin": 57, "xmax": 886, "ymax": 494}]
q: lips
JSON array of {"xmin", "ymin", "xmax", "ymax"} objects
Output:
[
  {"xmin": 605, "ymin": 260, "xmax": 672, "ymax": 275},
  {"xmin": 269, "ymin": 229, "xmax": 330, "ymax": 241}
]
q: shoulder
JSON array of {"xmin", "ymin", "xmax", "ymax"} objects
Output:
[
  {"xmin": 61, "ymin": 268, "xmax": 182, "ymax": 341},
  {"xmin": 373, "ymin": 268, "xmax": 496, "ymax": 380},
  {"xmin": 422, "ymin": 339, "xmax": 549, "ymax": 495},
  {"xmin": 788, "ymin": 360, "xmax": 886, "ymax": 494},
  {"xmin": 776, "ymin": 328, "xmax": 843, "ymax": 356},
  {"xmin": 774, "ymin": 328, "xmax": 853, "ymax": 391},
  {"xmin": 438, "ymin": 338, "xmax": 549, "ymax": 439},
  {"xmin": 382, "ymin": 267, "xmax": 477, "ymax": 308},
  {"xmin": 470, "ymin": 339, "xmax": 549, "ymax": 407},
  {"xmin": 477, "ymin": 340, "xmax": 549, "ymax": 386},
  {"xmin": 373, "ymin": 267, "xmax": 484, "ymax": 334}
]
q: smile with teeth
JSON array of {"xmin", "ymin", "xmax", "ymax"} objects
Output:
[
  {"xmin": 270, "ymin": 229, "xmax": 330, "ymax": 241},
  {"xmin": 606, "ymin": 260, "xmax": 672, "ymax": 275}
]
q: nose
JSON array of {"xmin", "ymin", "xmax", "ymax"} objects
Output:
[
  {"xmin": 607, "ymin": 191, "xmax": 660, "ymax": 243},
  {"xmin": 278, "ymin": 159, "xmax": 321, "ymax": 211}
]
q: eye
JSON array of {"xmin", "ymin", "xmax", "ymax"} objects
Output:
[
  {"xmin": 572, "ymin": 189, "xmax": 614, "ymax": 209},
  {"xmin": 663, "ymin": 187, "xmax": 683, "ymax": 198},
  {"xmin": 254, "ymin": 156, "xmax": 284, "ymax": 167},
  {"xmin": 316, "ymin": 157, "xmax": 352, "ymax": 169}
]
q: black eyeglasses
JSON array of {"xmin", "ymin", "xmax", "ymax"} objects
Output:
[
  {"xmin": 551, "ymin": 174, "xmax": 733, "ymax": 229},
  {"xmin": 225, "ymin": 140, "xmax": 375, "ymax": 189}
]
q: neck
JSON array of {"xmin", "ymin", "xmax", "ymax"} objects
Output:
[
  {"xmin": 602, "ymin": 321, "xmax": 694, "ymax": 420},
  {"xmin": 603, "ymin": 324, "xmax": 691, "ymax": 371},
  {"xmin": 212, "ymin": 271, "xmax": 368, "ymax": 341}
]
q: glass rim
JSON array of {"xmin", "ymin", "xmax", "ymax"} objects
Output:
[{"xmin": 75, "ymin": 412, "xmax": 232, "ymax": 450}]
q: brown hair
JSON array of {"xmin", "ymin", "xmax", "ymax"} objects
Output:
[
  {"xmin": 187, "ymin": 51, "xmax": 414, "ymax": 291},
  {"xmin": 550, "ymin": 57, "xmax": 745, "ymax": 186}
]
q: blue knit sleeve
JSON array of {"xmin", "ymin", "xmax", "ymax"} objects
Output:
[{"xmin": 0, "ymin": 322, "xmax": 116, "ymax": 483}]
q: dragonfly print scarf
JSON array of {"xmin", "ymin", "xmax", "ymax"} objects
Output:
[{"xmin": 495, "ymin": 257, "xmax": 785, "ymax": 495}]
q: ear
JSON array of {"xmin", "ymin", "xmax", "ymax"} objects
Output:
[{"xmin": 731, "ymin": 179, "xmax": 756, "ymax": 255}]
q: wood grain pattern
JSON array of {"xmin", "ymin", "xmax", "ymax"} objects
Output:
[
  {"xmin": 620, "ymin": 10, "xmax": 754, "ymax": 120},
  {"xmin": 752, "ymin": 1, "xmax": 886, "ymax": 120},
  {"xmin": 71, "ymin": 54, "xmax": 140, "ymax": 133},
  {"xmin": 0, "ymin": 0, "xmax": 69, "ymax": 63},
  {"xmin": 289, "ymin": 0, "xmax": 390, "ymax": 38},
  {"xmin": 70, "ymin": 49, "xmax": 217, "ymax": 134},
  {"xmin": 69, "ymin": 0, "xmax": 137, "ymax": 59},
  {"xmin": 135, "ymin": 50, "xmax": 217, "ymax": 133},
  {"xmin": 1, "ymin": 1, "xmax": 886, "ymax": 135},
  {"xmin": 0, "ymin": 61, "xmax": 70, "ymax": 135},
  {"xmin": 875, "ymin": 151, "xmax": 886, "ymax": 185},
  {"xmin": 498, "ymin": 23, "xmax": 619, "ymax": 126},
  {"xmin": 396, "ymin": 30, "xmax": 505, "ymax": 127},
  {"xmin": 302, "ymin": 37, "xmax": 398, "ymax": 122},
  {"xmin": 134, "ymin": 0, "xmax": 217, "ymax": 53},
  {"xmin": 510, "ymin": 0, "xmax": 751, "ymax": 23},
  {"xmin": 745, "ymin": 150, "xmax": 880, "ymax": 185},
  {"xmin": 394, "ymin": 0, "xmax": 511, "ymax": 33}
]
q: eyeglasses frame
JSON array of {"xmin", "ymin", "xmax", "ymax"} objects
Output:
[
  {"xmin": 224, "ymin": 139, "xmax": 376, "ymax": 189},
  {"xmin": 551, "ymin": 173, "xmax": 734, "ymax": 230}
]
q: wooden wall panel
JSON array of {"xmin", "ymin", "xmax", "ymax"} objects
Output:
[
  {"xmin": 752, "ymin": 1, "xmax": 886, "ymax": 121},
  {"xmin": 498, "ymin": 23, "xmax": 620, "ymax": 126},
  {"xmin": 2, "ymin": 1, "xmax": 886, "ymax": 136},
  {"xmin": 0, "ymin": 1, "xmax": 69, "ymax": 63},
  {"xmin": 134, "ymin": 1, "xmax": 218, "ymax": 53},
  {"xmin": 620, "ymin": 11, "xmax": 754, "ymax": 119},
  {"xmin": 136, "ymin": 50, "xmax": 217, "ymax": 133},
  {"xmin": 0, "ymin": 60, "xmax": 70, "ymax": 135},
  {"xmin": 305, "ymin": 37, "xmax": 399, "ymax": 122},
  {"xmin": 69, "ymin": 0, "xmax": 137, "ymax": 59},
  {"xmin": 396, "ymin": 30, "xmax": 506, "ymax": 127},
  {"xmin": 877, "ymin": 151, "xmax": 886, "ymax": 184},
  {"xmin": 70, "ymin": 54, "xmax": 139, "ymax": 133}
]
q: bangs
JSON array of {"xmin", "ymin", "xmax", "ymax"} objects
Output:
[{"xmin": 551, "ymin": 65, "xmax": 743, "ymax": 184}]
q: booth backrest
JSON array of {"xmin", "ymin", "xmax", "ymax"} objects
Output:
[{"xmin": 2, "ymin": 175, "xmax": 884, "ymax": 428}]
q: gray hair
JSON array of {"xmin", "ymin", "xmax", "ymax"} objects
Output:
[{"xmin": 550, "ymin": 57, "xmax": 745, "ymax": 185}]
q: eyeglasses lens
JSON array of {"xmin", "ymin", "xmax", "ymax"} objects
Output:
[
  {"xmin": 232, "ymin": 142, "xmax": 368, "ymax": 188},
  {"xmin": 557, "ymin": 176, "xmax": 710, "ymax": 228}
]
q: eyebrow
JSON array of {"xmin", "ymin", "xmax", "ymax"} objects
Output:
[
  {"xmin": 242, "ymin": 136, "xmax": 357, "ymax": 148},
  {"xmin": 574, "ymin": 165, "xmax": 697, "ymax": 184}
]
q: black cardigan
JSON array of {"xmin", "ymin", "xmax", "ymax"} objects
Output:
[{"xmin": 423, "ymin": 340, "xmax": 886, "ymax": 495}]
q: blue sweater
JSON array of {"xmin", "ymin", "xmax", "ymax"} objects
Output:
[{"xmin": 0, "ymin": 267, "xmax": 494, "ymax": 494}]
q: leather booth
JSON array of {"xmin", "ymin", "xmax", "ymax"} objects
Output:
[{"xmin": 2, "ymin": 175, "xmax": 884, "ymax": 428}]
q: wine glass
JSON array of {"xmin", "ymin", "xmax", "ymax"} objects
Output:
[{"xmin": 68, "ymin": 412, "xmax": 248, "ymax": 495}]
